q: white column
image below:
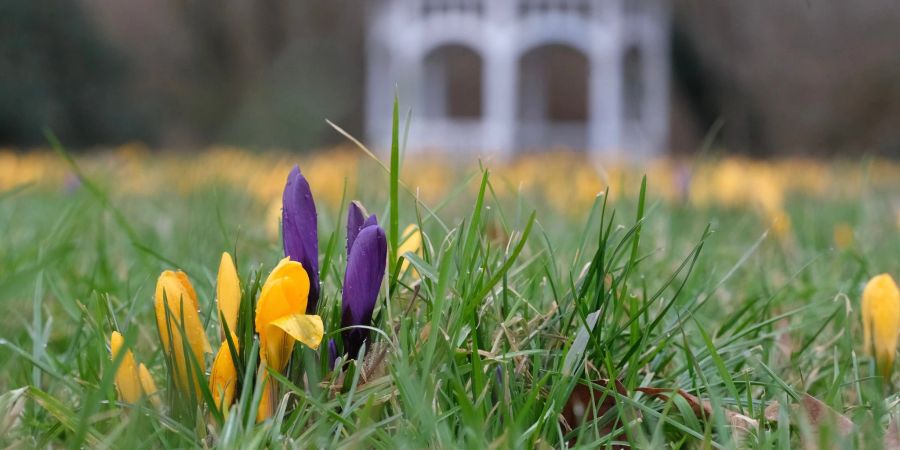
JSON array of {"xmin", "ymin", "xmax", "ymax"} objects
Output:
[
  {"xmin": 644, "ymin": 2, "xmax": 670, "ymax": 156},
  {"xmin": 588, "ymin": 24, "xmax": 623, "ymax": 157},
  {"xmin": 483, "ymin": 0, "xmax": 517, "ymax": 156}
]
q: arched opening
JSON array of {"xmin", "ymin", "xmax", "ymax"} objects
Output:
[
  {"xmin": 516, "ymin": 43, "xmax": 589, "ymax": 151},
  {"xmin": 623, "ymin": 46, "xmax": 645, "ymax": 123},
  {"xmin": 422, "ymin": 44, "xmax": 483, "ymax": 119}
]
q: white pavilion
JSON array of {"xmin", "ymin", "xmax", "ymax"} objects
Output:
[{"xmin": 365, "ymin": 0, "xmax": 670, "ymax": 158}]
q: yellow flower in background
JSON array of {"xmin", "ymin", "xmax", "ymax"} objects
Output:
[
  {"xmin": 210, "ymin": 252, "xmax": 241, "ymax": 413},
  {"xmin": 398, "ymin": 224, "xmax": 422, "ymax": 275},
  {"xmin": 110, "ymin": 331, "xmax": 158, "ymax": 406},
  {"xmin": 861, "ymin": 274, "xmax": 900, "ymax": 381},
  {"xmin": 254, "ymin": 258, "xmax": 324, "ymax": 420},
  {"xmin": 833, "ymin": 223, "xmax": 854, "ymax": 250},
  {"xmin": 154, "ymin": 270, "xmax": 212, "ymax": 395},
  {"xmin": 767, "ymin": 209, "xmax": 792, "ymax": 241}
]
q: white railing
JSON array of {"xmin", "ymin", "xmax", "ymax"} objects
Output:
[
  {"xmin": 516, "ymin": 120, "xmax": 588, "ymax": 151},
  {"xmin": 517, "ymin": 0, "xmax": 592, "ymax": 17},
  {"xmin": 414, "ymin": 119, "xmax": 486, "ymax": 152},
  {"xmin": 421, "ymin": 0, "xmax": 485, "ymax": 16}
]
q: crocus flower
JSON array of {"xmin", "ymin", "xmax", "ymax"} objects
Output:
[
  {"xmin": 255, "ymin": 257, "xmax": 324, "ymax": 419},
  {"xmin": 282, "ymin": 165, "xmax": 320, "ymax": 313},
  {"xmin": 155, "ymin": 270, "xmax": 212, "ymax": 396},
  {"xmin": 347, "ymin": 201, "xmax": 378, "ymax": 254},
  {"xmin": 341, "ymin": 219, "xmax": 387, "ymax": 361},
  {"xmin": 110, "ymin": 331, "xmax": 159, "ymax": 406},
  {"xmin": 862, "ymin": 273, "xmax": 900, "ymax": 380},
  {"xmin": 210, "ymin": 252, "xmax": 240, "ymax": 413},
  {"xmin": 397, "ymin": 223, "xmax": 422, "ymax": 274}
]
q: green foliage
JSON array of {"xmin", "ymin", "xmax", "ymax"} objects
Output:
[{"xmin": 1, "ymin": 137, "xmax": 898, "ymax": 447}]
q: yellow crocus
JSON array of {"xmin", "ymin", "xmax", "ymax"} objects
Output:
[
  {"xmin": 254, "ymin": 258, "xmax": 324, "ymax": 420},
  {"xmin": 398, "ymin": 224, "xmax": 422, "ymax": 275},
  {"xmin": 862, "ymin": 274, "xmax": 900, "ymax": 380},
  {"xmin": 217, "ymin": 252, "xmax": 241, "ymax": 338},
  {"xmin": 138, "ymin": 364, "xmax": 159, "ymax": 406},
  {"xmin": 833, "ymin": 223, "xmax": 854, "ymax": 250},
  {"xmin": 210, "ymin": 340, "xmax": 238, "ymax": 413},
  {"xmin": 256, "ymin": 376, "xmax": 276, "ymax": 423},
  {"xmin": 154, "ymin": 270, "xmax": 212, "ymax": 395},
  {"xmin": 210, "ymin": 252, "xmax": 241, "ymax": 413},
  {"xmin": 110, "ymin": 331, "xmax": 159, "ymax": 406}
]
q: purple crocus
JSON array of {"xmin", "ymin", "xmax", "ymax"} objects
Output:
[
  {"xmin": 282, "ymin": 165, "xmax": 320, "ymax": 313},
  {"xmin": 340, "ymin": 204, "xmax": 387, "ymax": 361},
  {"xmin": 347, "ymin": 201, "xmax": 378, "ymax": 254}
]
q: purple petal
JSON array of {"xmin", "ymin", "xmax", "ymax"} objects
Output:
[
  {"xmin": 341, "ymin": 224, "xmax": 387, "ymax": 359},
  {"xmin": 328, "ymin": 338, "xmax": 337, "ymax": 370},
  {"xmin": 363, "ymin": 214, "xmax": 378, "ymax": 229},
  {"xmin": 348, "ymin": 202, "xmax": 380, "ymax": 256},
  {"xmin": 282, "ymin": 165, "xmax": 320, "ymax": 313},
  {"xmin": 347, "ymin": 201, "xmax": 366, "ymax": 256}
]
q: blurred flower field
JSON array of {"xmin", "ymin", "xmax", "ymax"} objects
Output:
[{"xmin": 1, "ymin": 143, "xmax": 900, "ymax": 448}]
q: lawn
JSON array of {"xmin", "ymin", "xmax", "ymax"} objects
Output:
[{"xmin": 1, "ymin": 132, "xmax": 899, "ymax": 448}]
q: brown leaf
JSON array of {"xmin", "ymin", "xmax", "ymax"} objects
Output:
[
  {"xmin": 636, "ymin": 387, "xmax": 759, "ymax": 435},
  {"xmin": 561, "ymin": 379, "xmax": 631, "ymax": 449},
  {"xmin": 763, "ymin": 400, "xmax": 782, "ymax": 422},
  {"xmin": 762, "ymin": 394, "xmax": 855, "ymax": 447},
  {"xmin": 797, "ymin": 394, "xmax": 853, "ymax": 437},
  {"xmin": 885, "ymin": 417, "xmax": 900, "ymax": 450},
  {"xmin": 0, "ymin": 388, "xmax": 26, "ymax": 432},
  {"xmin": 884, "ymin": 417, "xmax": 900, "ymax": 450},
  {"xmin": 326, "ymin": 340, "xmax": 391, "ymax": 393}
]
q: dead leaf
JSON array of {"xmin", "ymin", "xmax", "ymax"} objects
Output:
[
  {"xmin": 798, "ymin": 394, "xmax": 854, "ymax": 437},
  {"xmin": 326, "ymin": 341, "xmax": 391, "ymax": 393},
  {"xmin": 763, "ymin": 400, "xmax": 782, "ymax": 422},
  {"xmin": 0, "ymin": 387, "xmax": 26, "ymax": 435},
  {"xmin": 762, "ymin": 394, "xmax": 854, "ymax": 448},
  {"xmin": 636, "ymin": 387, "xmax": 759, "ymax": 436},
  {"xmin": 885, "ymin": 416, "xmax": 900, "ymax": 450},
  {"xmin": 561, "ymin": 379, "xmax": 631, "ymax": 449}
]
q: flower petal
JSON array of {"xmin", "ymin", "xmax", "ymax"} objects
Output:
[
  {"xmin": 110, "ymin": 331, "xmax": 143, "ymax": 404},
  {"xmin": 154, "ymin": 270, "xmax": 212, "ymax": 395},
  {"xmin": 398, "ymin": 224, "xmax": 422, "ymax": 273},
  {"xmin": 268, "ymin": 313, "xmax": 324, "ymax": 351},
  {"xmin": 210, "ymin": 341, "xmax": 238, "ymax": 413},
  {"xmin": 138, "ymin": 363, "xmax": 160, "ymax": 408},
  {"xmin": 217, "ymin": 252, "xmax": 241, "ymax": 337},
  {"xmin": 256, "ymin": 261, "xmax": 311, "ymax": 372},
  {"xmin": 282, "ymin": 165, "xmax": 319, "ymax": 313},
  {"xmin": 862, "ymin": 273, "xmax": 900, "ymax": 380},
  {"xmin": 256, "ymin": 375, "xmax": 276, "ymax": 423},
  {"xmin": 341, "ymin": 224, "xmax": 387, "ymax": 359},
  {"xmin": 347, "ymin": 201, "xmax": 367, "ymax": 255},
  {"xmin": 256, "ymin": 261, "xmax": 310, "ymax": 336}
]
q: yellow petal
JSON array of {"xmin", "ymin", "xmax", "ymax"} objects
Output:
[
  {"xmin": 268, "ymin": 314, "xmax": 324, "ymax": 351},
  {"xmin": 138, "ymin": 363, "xmax": 161, "ymax": 408},
  {"xmin": 174, "ymin": 270, "xmax": 199, "ymax": 311},
  {"xmin": 154, "ymin": 270, "xmax": 212, "ymax": 394},
  {"xmin": 217, "ymin": 252, "xmax": 241, "ymax": 337},
  {"xmin": 398, "ymin": 224, "xmax": 422, "ymax": 273},
  {"xmin": 210, "ymin": 340, "xmax": 238, "ymax": 413},
  {"xmin": 256, "ymin": 375, "xmax": 276, "ymax": 423},
  {"xmin": 255, "ymin": 261, "xmax": 310, "ymax": 371},
  {"xmin": 862, "ymin": 273, "xmax": 900, "ymax": 380},
  {"xmin": 110, "ymin": 331, "xmax": 143, "ymax": 404}
]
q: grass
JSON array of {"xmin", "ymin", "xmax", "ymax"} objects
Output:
[{"xmin": 1, "ymin": 120, "xmax": 899, "ymax": 448}]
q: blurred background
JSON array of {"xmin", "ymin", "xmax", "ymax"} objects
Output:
[{"xmin": 2, "ymin": 0, "xmax": 900, "ymax": 157}]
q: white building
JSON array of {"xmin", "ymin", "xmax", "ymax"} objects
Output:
[{"xmin": 366, "ymin": 0, "xmax": 670, "ymax": 158}]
